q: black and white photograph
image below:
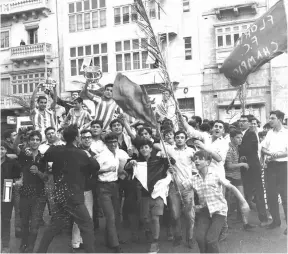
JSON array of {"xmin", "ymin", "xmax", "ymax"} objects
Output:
[{"xmin": 0, "ymin": 0, "xmax": 287, "ymax": 253}]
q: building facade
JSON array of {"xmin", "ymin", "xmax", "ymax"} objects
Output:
[
  {"xmin": 57, "ymin": 0, "xmax": 203, "ymax": 118},
  {"xmin": 199, "ymin": 0, "xmax": 288, "ymax": 123},
  {"xmin": 0, "ymin": 0, "xmax": 60, "ymax": 130}
]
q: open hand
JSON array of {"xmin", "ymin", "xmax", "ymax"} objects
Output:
[{"xmin": 193, "ymin": 140, "xmax": 205, "ymax": 150}]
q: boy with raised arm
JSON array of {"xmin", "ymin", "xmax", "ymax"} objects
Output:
[{"xmin": 182, "ymin": 150, "xmax": 250, "ymax": 253}]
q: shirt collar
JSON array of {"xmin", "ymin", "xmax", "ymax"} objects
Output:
[
  {"xmin": 229, "ymin": 142, "xmax": 237, "ymax": 149},
  {"xmin": 174, "ymin": 144, "xmax": 188, "ymax": 151},
  {"xmin": 242, "ymin": 128, "xmax": 248, "ymax": 136}
]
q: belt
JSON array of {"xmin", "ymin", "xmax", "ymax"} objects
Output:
[{"xmin": 97, "ymin": 180, "xmax": 119, "ymax": 184}]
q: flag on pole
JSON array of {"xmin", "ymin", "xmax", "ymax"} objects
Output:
[
  {"xmin": 220, "ymin": 0, "xmax": 287, "ymax": 87},
  {"xmin": 113, "ymin": 73, "xmax": 157, "ymax": 127}
]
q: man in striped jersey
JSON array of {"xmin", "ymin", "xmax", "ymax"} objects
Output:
[
  {"xmin": 30, "ymin": 84, "xmax": 56, "ymax": 139},
  {"xmin": 84, "ymin": 82, "xmax": 119, "ymax": 130}
]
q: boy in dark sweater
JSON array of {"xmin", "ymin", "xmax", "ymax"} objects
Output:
[{"xmin": 125, "ymin": 139, "xmax": 174, "ymax": 253}]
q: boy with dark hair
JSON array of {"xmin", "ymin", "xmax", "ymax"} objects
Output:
[
  {"xmin": 182, "ymin": 150, "xmax": 250, "ymax": 253},
  {"xmin": 2, "ymin": 129, "xmax": 17, "ymax": 155},
  {"xmin": 18, "ymin": 130, "xmax": 48, "ymax": 253},
  {"xmin": 84, "ymin": 81, "xmax": 119, "ymax": 130},
  {"xmin": 63, "ymin": 97, "xmax": 92, "ymax": 129},
  {"xmin": 30, "ymin": 84, "xmax": 56, "ymax": 138},
  {"xmin": 225, "ymin": 130, "xmax": 254, "ymax": 230},
  {"xmin": 125, "ymin": 138, "xmax": 174, "ymax": 253}
]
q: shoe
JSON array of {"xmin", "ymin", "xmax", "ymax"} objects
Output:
[
  {"xmin": 19, "ymin": 244, "xmax": 28, "ymax": 253},
  {"xmin": 187, "ymin": 238, "xmax": 195, "ymax": 249},
  {"xmin": 148, "ymin": 242, "xmax": 160, "ymax": 254},
  {"xmin": 260, "ymin": 220, "xmax": 271, "ymax": 228},
  {"xmin": 72, "ymin": 243, "xmax": 84, "ymax": 250},
  {"xmin": 266, "ymin": 222, "xmax": 281, "ymax": 230},
  {"xmin": 284, "ymin": 228, "xmax": 287, "ymax": 235},
  {"xmin": 243, "ymin": 223, "xmax": 256, "ymax": 231},
  {"xmin": 113, "ymin": 245, "xmax": 123, "ymax": 253},
  {"xmin": 1, "ymin": 247, "xmax": 10, "ymax": 253},
  {"xmin": 173, "ymin": 236, "xmax": 182, "ymax": 247},
  {"xmin": 219, "ymin": 227, "xmax": 228, "ymax": 242}
]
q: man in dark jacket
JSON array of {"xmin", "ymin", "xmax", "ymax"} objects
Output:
[
  {"xmin": 239, "ymin": 115, "xmax": 269, "ymax": 227},
  {"xmin": 1, "ymin": 141, "xmax": 22, "ymax": 253},
  {"xmin": 36, "ymin": 125, "xmax": 100, "ymax": 253}
]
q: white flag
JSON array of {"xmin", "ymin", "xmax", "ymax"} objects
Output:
[{"xmin": 133, "ymin": 162, "xmax": 148, "ymax": 191}]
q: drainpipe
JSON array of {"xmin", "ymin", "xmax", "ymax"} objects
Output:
[
  {"xmin": 55, "ymin": 0, "xmax": 62, "ymax": 93},
  {"xmin": 267, "ymin": 0, "xmax": 273, "ymax": 111}
]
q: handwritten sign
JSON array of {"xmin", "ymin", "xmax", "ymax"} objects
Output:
[{"xmin": 220, "ymin": 0, "xmax": 287, "ymax": 87}]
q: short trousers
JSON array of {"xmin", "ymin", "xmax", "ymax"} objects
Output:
[
  {"xmin": 226, "ymin": 177, "xmax": 243, "ymax": 187},
  {"xmin": 141, "ymin": 196, "xmax": 164, "ymax": 219}
]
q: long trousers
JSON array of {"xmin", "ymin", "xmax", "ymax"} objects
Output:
[
  {"xmin": 13, "ymin": 185, "xmax": 22, "ymax": 234},
  {"xmin": 97, "ymin": 181, "xmax": 121, "ymax": 248},
  {"xmin": 195, "ymin": 207, "xmax": 225, "ymax": 253},
  {"xmin": 168, "ymin": 183, "xmax": 195, "ymax": 240},
  {"xmin": 1, "ymin": 200, "xmax": 14, "ymax": 249},
  {"xmin": 72, "ymin": 190, "xmax": 93, "ymax": 248},
  {"xmin": 266, "ymin": 161, "xmax": 287, "ymax": 225},
  {"xmin": 20, "ymin": 195, "xmax": 46, "ymax": 251},
  {"xmin": 241, "ymin": 168, "xmax": 268, "ymax": 222},
  {"xmin": 36, "ymin": 201, "xmax": 95, "ymax": 253}
]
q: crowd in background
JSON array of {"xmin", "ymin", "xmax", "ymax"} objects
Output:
[{"xmin": 1, "ymin": 83, "xmax": 287, "ymax": 254}]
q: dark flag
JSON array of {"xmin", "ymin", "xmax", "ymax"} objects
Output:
[
  {"xmin": 220, "ymin": 0, "xmax": 287, "ymax": 87},
  {"xmin": 113, "ymin": 73, "xmax": 157, "ymax": 127}
]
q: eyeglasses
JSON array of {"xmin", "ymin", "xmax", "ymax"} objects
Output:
[
  {"xmin": 239, "ymin": 120, "xmax": 248, "ymax": 123},
  {"xmin": 81, "ymin": 136, "xmax": 92, "ymax": 140}
]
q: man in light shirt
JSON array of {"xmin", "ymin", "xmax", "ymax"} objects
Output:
[
  {"xmin": 95, "ymin": 133, "xmax": 129, "ymax": 253},
  {"xmin": 161, "ymin": 130, "xmax": 197, "ymax": 248},
  {"xmin": 261, "ymin": 110, "xmax": 288, "ymax": 235},
  {"xmin": 183, "ymin": 119, "xmax": 229, "ymax": 179}
]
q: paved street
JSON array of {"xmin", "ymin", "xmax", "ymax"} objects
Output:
[{"xmin": 8, "ymin": 206, "xmax": 287, "ymax": 253}]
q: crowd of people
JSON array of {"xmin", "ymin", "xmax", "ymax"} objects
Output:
[{"xmin": 1, "ymin": 82, "xmax": 287, "ymax": 254}]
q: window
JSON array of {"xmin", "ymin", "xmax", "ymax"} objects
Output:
[
  {"xmin": 178, "ymin": 97, "xmax": 195, "ymax": 111},
  {"xmin": 1, "ymin": 78, "xmax": 10, "ymax": 96},
  {"xmin": 1, "ymin": 31, "xmax": 9, "ymax": 49},
  {"xmin": 215, "ymin": 23, "xmax": 251, "ymax": 49},
  {"xmin": 70, "ymin": 42, "xmax": 108, "ymax": 76},
  {"xmin": 183, "ymin": 0, "xmax": 190, "ymax": 12},
  {"xmin": 28, "ymin": 29, "xmax": 38, "ymax": 44},
  {"xmin": 11, "ymin": 73, "xmax": 45, "ymax": 95},
  {"xmin": 115, "ymin": 39, "xmax": 153, "ymax": 71},
  {"xmin": 184, "ymin": 37, "xmax": 192, "ymax": 60},
  {"xmin": 68, "ymin": 0, "xmax": 106, "ymax": 33},
  {"xmin": 114, "ymin": 3, "xmax": 158, "ymax": 25}
]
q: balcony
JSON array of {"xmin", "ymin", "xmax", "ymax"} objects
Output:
[
  {"xmin": 1, "ymin": 95, "xmax": 31, "ymax": 110},
  {"xmin": 0, "ymin": 0, "xmax": 50, "ymax": 18},
  {"xmin": 10, "ymin": 43, "xmax": 52, "ymax": 64}
]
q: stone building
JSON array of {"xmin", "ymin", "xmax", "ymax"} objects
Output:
[
  {"xmin": 0, "ymin": 0, "xmax": 60, "ymax": 130},
  {"xmin": 199, "ymin": 0, "xmax": 288, "ymax": 123}
]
